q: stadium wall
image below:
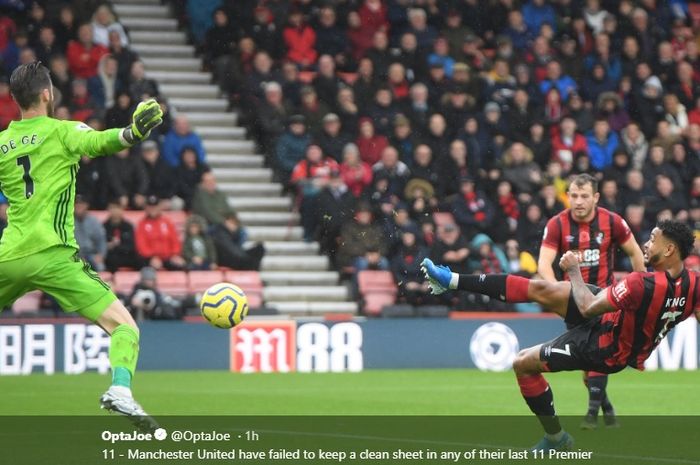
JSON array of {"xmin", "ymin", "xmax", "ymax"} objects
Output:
[{"xmin": 0, "ymin": 317, "xmax": 696, "ymax": 374}]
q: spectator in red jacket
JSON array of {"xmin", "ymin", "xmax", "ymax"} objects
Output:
[
  {"xmin": 550, "ymin": 115, "xmax": 588, "ymax": 171},
  {"xmin": 135, "ymin": 196, "xmax": 186, "ymax": 270},
  {"xmin": 356, "ymin": 117, "xmax": 389, "ymax": 165},
  {"xmin": 68, "ymin": 78, "xmax": 99, "ymax": 122},
  {"xmin": 290, "ymin": 144, "xmax": 340, "ymax": 240},
  {"xmin": 357, "ymin": 0, "xmax": 388, "ymax": 42},
  {"xmin": 347, "ymin": 0, "xmax": 388, "ymax": 60},
  {"xmin": 283, "ymin": 9, "xmax": 317, "ymax": 69},
  {"xmin": 688, "ymin": 96, "xmax": 700, "ymax": 127},
  {"xmin": 66, "ymin": 23, "xmax": 108, "ymax": 79},
  {"xmin": 0, "ymin": 16, "xmax": 16, "ymax": 54},
  {"xmin": 0, "ymin": 76, "xmax": 19, "ymax": 129}
]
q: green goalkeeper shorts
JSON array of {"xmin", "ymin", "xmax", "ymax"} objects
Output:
[{"xmin": 0, "ymin": 245, "xmax": 117, "ymax": 321}]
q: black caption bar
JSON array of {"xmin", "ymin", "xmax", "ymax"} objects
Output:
[{"xmin": 0, "ymin": 416, "xmax": 698, "ymax": 465}]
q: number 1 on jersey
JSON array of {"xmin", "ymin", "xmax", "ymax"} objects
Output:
[{"xmin": 17, "ymin": 155, "xmax": 34, "ymax": 198}]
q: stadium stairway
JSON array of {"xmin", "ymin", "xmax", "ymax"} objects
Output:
[{"xmin": 112, "ymin": 0, "xmax": 358, "ymax": 316}]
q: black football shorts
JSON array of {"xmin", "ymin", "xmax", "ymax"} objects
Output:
[{"xmin": 540, "ymin": 317, "xmax": 626, "ymax": 374}]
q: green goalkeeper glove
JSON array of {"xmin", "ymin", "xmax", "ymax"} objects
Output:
[{"xmin": 120, "ymin": 98, "xmax": 163, "ymax": 146}]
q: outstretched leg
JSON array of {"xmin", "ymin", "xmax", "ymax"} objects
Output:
[
  {"xmin": 421, "ymin": 259, "xmax": 613, "ymax": 437},
  {"xmin": 420, "ymin": 259, "xmax": 571, "ymax": 316},
  {"xmin": 512, "ymin": 346, "xmax": 574, "ymax": 452}
]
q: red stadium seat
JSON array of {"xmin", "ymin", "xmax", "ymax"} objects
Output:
[
  {"xmin": 168, "ymin": 211, "xmax": 188, "ymax": 235},
  {"xmin": 224, "ymin": 271, "xmax": 264, "ymax": 308},
  {"xmin": 98, "ymin": 271, "xmax": 113, "ymax": 287},
  {"xmin": 244, "ymin": 292, "xmax": 264, "ymax": 309},
  {"xmin": 188, "ymin": 270, "xmax": 225, "ymax": 294},
  {"xmin": 357, "ymin": 271, "xmax": 398, "ymax": 316},
  {"xmin": 156, "ymin": 271, "xmax": 188, "ymax": 297},
  {"xmin": 363, "ymin": 292, "xmax": 396, "ymax": 316},
  {"xmin": 338, "ymin": 72, "xmax": 358, "ymax": 84},
  {"xmin": 12, "ymin": 291, "xmax": 42, "ymax": 314},
  {"xmin": 122, "ymin": 211, "xmax": 145, "ymax": 226},
  {"xmin": 90, "ymin": 210, "xmax": 109, "ymax": 224},
  {"xmin": 357, "ymin": 270, "xmax": 397, "ymax": 293},
  {"xmin": 224, "ymin": 271, "xmax": 263, "ymax": 289},
  {"xmin": 112, "ymin": 271, "xmax": 141, "ymax": 295}
]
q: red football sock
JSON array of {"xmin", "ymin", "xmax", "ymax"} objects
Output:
[
  {"xmin": 517, "ymin": 374, "xmax": 560, "ymax": 434},
  {"xmin": 517, "ymin": 374, "xmax": 549, "ymax": 397},
  {"xmin": 505, "ymin": 275, "xmax": 530, "ymax": 302}
]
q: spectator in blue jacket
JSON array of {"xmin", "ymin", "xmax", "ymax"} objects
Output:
[
  {"xmin": 522, "ymin": 0, "xmax": 557, "ymax": 34},
  {"xmin": 427, "ymin": 37, "xmax": 456, "ymax": 78},
  {"xmin": 503, "ymin": 10, "xmax": 534, "ymax": 52},
  {"xmin": 186, "ymin": 0, "xmax": 220, "ymax": 44},
  {"xmin": 275, "ymin": 115, "xmax": 311, "ymax": 185},
  {"xmin": 586, "ymin": 118, "xmax": 619, "ymax": 170},
  {"xmin": 539, "ymin": 60, "xmax": 577, "ymax": 102},
  {"xmin": 162, "ymin": 115, "xmax": 206, "ymax": 167},
  {"xmin": 583, "ymin": 33, "xmax": 622, "ymax": 85},
  {"xmin": 580, "ymin": 63, "xmax": 616, "ymax": 103}
]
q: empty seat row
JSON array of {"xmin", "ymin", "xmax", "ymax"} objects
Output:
[
  {"xmin": 11, "ymin": 271, "xmax": 265, "ymax": 315},
  {"xmin": 99, "ymin": 270, "xmax": 264, "ymax": 308}
]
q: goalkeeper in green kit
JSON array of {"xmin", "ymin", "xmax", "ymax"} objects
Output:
[{"xmin": 0, "ymin": 62, "xmax": 162, "ymax": 428}]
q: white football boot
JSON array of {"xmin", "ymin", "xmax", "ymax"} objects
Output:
[{"xmin": 100, "ymin": 386, "xmax": 159, "ymax": 432}]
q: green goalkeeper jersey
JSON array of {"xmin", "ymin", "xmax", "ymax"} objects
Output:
[{"xmin": 0, "ymin": 116, "xmax": 126, "ymax": 261}]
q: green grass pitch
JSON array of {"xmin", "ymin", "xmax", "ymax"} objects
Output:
[
  {"xmin": 3, "ymin": 370, "xmax": 700, "ymax": 464},
  {"xmin": 1, "ymin": 368, "xmax": 699, "ymax": 415}
]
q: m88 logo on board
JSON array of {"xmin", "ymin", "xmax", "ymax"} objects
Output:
[
  {"xmin": 230, "ymin": 321, "xmax": 364, "ymax": 373},
  {"xmin": 230, "ymin": 321, "xmax": 297, "ymax": 373}
]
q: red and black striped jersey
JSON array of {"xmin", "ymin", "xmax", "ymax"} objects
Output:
[
  {"xmin": 602, "ymin": 269, "xmax": 700, "ymax": 370},
  {"xmin": 541, "ymin": 207, "xmax": 633, "ymax": 287}
]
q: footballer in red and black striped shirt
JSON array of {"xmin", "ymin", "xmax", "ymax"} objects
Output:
[
  {"xmin": 577, "ymin": 227, "xmax": 700, "ymax": 371},
  {"xmin": 539, "ymin": 174, "xmax": 645, "ymax": 288},
  {"xmin": 421, "ymin": 220, "xmax": 698, "ymax": 451},
  {"xmin": 538, "ymin": 174, "xmax": 645, "ymax": 429},
  {"xmin": 532, "ymin": 220, "xmax": 696, "ymax": 451}
]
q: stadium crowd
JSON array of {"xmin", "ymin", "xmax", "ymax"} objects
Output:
[
  {"xmin": 0, "ymin": 0, "xmax": 266, "ymax": 291},
  {"xmin": 187, "ymin": 0, "xmax": 700, "ymax": 310},
  {"xmin": 3, "ymin": 0, "xmax": 700, "ymax": 313}
]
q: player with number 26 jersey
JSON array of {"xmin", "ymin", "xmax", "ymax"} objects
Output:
[
  {"xmin": 541, "ymin": 205, "xmax": 633, "ymax": 287},
  {"xmin": 537, "ymin": 174, "xmax": 645, "ymax": 431}
]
